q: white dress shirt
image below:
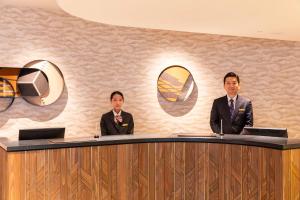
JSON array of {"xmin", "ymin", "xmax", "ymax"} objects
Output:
[
  {"xmin": 113, "ymin": 110, "xmax": 122, "ymax": 117},
  {"xmin": 227, "ymin": 95, "xmax": 237, "ymax": 110},
  {"xmin": 113, "ymin": 110, "xmax": 122, "ymax": 123}
]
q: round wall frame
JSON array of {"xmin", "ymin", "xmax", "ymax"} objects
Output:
[{"xmin": 18, "ymin": 60, "xmax": 64, "ymax": 106}]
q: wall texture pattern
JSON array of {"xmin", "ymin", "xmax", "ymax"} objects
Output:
[{"xmin": 0, "ymin": 5, "xmax": 300, "ymax": 138}]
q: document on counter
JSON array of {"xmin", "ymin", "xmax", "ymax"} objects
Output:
[
  {"xmin": 48, "ymin": 137, "xmax": 98, "ymax": 144},
  {"xmin": 177, "ymin": 133, "xmax": 217, "ymax": 137}
]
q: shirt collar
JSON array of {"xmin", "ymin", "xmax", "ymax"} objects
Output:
[
  {"xmin": 227, "ymin": 95, "xmax": 238, "ymax": 102},
  {"xmin": 113, "ymin": 110, "xmax": 122, "ymax": 116}
]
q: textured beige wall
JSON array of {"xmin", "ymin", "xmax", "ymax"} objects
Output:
[{"xmin": 0, "ymin": 5, "xmax": 300, "ymax": 139}]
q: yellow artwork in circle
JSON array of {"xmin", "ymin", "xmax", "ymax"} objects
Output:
[{"xmin": 158, "ymin": 66, "xmax": 195, "ymax": 102}]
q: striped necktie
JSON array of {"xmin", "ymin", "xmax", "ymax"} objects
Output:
[{"xmin": 229, "ymin": 99, "xmax": 234, "ymax": 120}]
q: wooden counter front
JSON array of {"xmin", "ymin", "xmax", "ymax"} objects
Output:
[{"xmin": 0, "ymin": 142, "xmax": 299, "ymax": 200}]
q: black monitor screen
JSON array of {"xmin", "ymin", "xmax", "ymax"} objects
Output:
[
  {"xmin": 242, "ymin": 127, "xmax": 288, "ymax": 138},
  {"xmin": 19, "ymin": 128, "xmax": 65, "ymax": 140}
]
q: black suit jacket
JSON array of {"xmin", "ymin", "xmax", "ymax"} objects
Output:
[
  {"xmin": 100, "ymin": 110, "xmax": 134, "ymax": 136},
  {"xmin": 210, "ymin": 95, "xmax": 253, "ymax": 134}
]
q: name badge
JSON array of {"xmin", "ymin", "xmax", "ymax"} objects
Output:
[
  {"xmin": 239, "ymin": 108, "xmax": 245, "ymax": 112},
  {"xmin": 122, "ymin": 123, "xmax": 128, "ymax": 127}
]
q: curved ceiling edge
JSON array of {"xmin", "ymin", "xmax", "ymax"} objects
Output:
[{"xmin": 56, "ymin": 0, "xmax": 300, "ymax": 42}]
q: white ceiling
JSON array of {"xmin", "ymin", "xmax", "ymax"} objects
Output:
[{"xmin": 2, "ymin": 0, "xmax": 300, "ymax": 41}]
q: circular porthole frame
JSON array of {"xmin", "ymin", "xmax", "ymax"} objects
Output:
[
  {"xmin": 157, "ymin": 65, "xmax": 195, "ymax": 102},
  {"xmin": 18, "ymin": 60, "xmax": 65, "ymax": 106}
]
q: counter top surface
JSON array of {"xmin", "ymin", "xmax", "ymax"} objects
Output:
[{"xmin": 1, "ymin": 133, "xmax": 300, "ymax": 152}]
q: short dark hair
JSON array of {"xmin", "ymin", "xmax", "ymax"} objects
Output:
[
  {"xmin": 224, "ymin": 72, "xmax": 240, "ymax": 84},
  {"xmin": 110, "ymin": 91, "xmax": 124, "ymax": 101}
]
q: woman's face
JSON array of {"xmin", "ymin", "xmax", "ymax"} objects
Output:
[{"xmin": 111, "ymin": 94, "xmax": 124, "ymax": 111}]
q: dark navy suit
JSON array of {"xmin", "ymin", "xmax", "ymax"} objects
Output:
[
  {"xmin": 100, "ymin": 111, "xmax": 134, "ymax": 135},
  {"xmin": 210, "ymin": 95, "xmax": 253, "ymax": 134}
]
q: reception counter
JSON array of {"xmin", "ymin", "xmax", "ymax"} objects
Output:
[{"xmin": 0, "ymin": 134, "xmax": 299, "ymax": 199}]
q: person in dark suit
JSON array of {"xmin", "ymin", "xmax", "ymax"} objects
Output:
[
  {"xmin": 100, "ymin": 91, "xmax": 134, "ymax": 135},
  {"xmin": 210, "ymin": 72, "xmax": 253, "ymax": 134}
]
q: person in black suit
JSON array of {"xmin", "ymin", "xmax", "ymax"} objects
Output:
[
  {"xmin": 210, "ymin": 72, "xmax": 253, "ymax": 134},
  {"xmin": 100, "ymin": 91, "xmax": 134, "ymax": 135}
]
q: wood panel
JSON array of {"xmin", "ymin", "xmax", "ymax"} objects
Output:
[
  {"xmin": 185, "ymin": 142, "xmax": 206, "ymax": 200},
  {"xmin": 0, "ymin": 148, "xmax": 7, "ymax": 200},
  {"xmin": 261, "ymin": 148, "xmax": 269, "ymax": 199},
  {"xmin": 208, "ymin": 143, "xmax": 223, "ymax": 199},
  {"xmin": 67, "ymin": 147, "xmax": 79, "ymax": 200},
  {"xmin": 148, "ymin": 143, "xmax": 156, "ymax": 200},
  {"xmin": 91, "ymin": 146, "xmax": 100, "ymax": 200},
  {"xmin": 274, "ymin": 149, "xmax": 284, "ymax": 200},
  {"xmin": 174, "ymin": 142, "xmax": 184, "ymax": 200},
  {"xmin": 116, "ymin": 144, "xmax": 133, "ymax": 200},
  {"xmin": 79, "ymin": 147, "xmax": 93, "ymax": 200},
  {"xmin": 243, "ymin": 146, "xmax": 260, "ymax": 200},
  {"xmin": 185, "ymin": 142, "xmax": 196, "ymax": 200},
  {"xmin": 7, "ymin": 151, "xmax": 25, "ymax": 200},
  {"xmin": 137, "ymin": 143, "xmax": 149, "ymax": 200},
  {"xmin": 291, "ymin": 149, "xmax": 300, "ymax": 200},
  {"xmin": 224, "ymin": 144, "xmax": 232, "ymax": 200},
  {"xmin": 196, "ymin": 143, "xmax": 206, "ymax": 200},
  {"xmin": 164, "ymin": 142, "xmax": 175, "ymax": 200},
  {"xmin": 231, "ymin": 145, "xmax": 242, "ymax": 200},
  {"xmin": 282, "ymin": 150, "xmax": 291, "ymax": 200},
  {"xmin": 1, "ymin": 143, "xmax": 300, "ymax": 200},
  {"xmin": 155, "ymin": 142, "xmax": 166, "ymax": 199},
  {"xmin": 25, "ymin": 150, "xmax": 48, "ymax": 199},
  {"xmin": 49, "ymin": 149, "xmax": 64, "ymax": 199}
]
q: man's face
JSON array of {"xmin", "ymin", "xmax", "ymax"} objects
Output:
[{"xmin": 224, "ymin": 77, "xmax": 240, "ymax": 97}]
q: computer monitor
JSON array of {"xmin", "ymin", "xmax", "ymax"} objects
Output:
[
  {"xmin": 19, "ymin": 128, "xmax": 65, "ymax": 140},
  {"xmin": 241, "ymin": 127, "xmax": 288, "ymax": 138}
]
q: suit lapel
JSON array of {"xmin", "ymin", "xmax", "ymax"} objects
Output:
[
  {"xmin": 232, "ymin": 95, "xmax": 241, "ymax": 121},
  {"xmin": 121, "ymin": 112, "xmax": 130, "ymax": 124},
  {"xmin": 221, "ymin": 96, "xmax": 231, "ymax": 121},
  {"xmin": 110, "ymin": 111, "xmax": 121, "ymax": 134},
  {"xmin": 109, "ymin": 111, "xmax": 115, "ymax": 124},
  {"xmin": 121, "ymin": 111, "xmax": 126, "ymax": 122}
]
